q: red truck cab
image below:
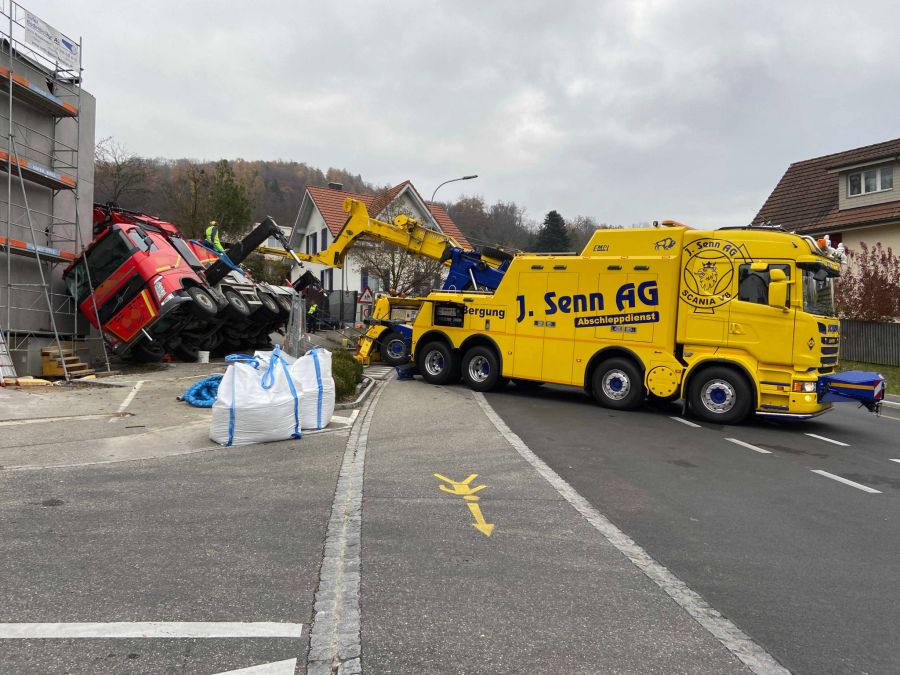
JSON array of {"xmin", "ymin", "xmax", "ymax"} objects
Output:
[{"xmin": 63, "ymin": 207, "xmax": 218, "ymax": 360}]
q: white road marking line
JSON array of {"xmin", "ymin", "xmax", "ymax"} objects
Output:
[
  {"xmin": 804, "ymin": 432, "xmax": 849, "ymax": 447},
  {"xmin": 810, "ymin": 470, "xmax": 881, "ymax": 494},
  {"xmin": 474, "ymin": 392, "xmax": 788, "ymax": 675},
  {"xmin": 726, "ymin": 438, "xmax": 772, "ymax": 454},
  {"xmin": 889, "ymin": 459, "xmax": 900, "ymax": 464},
  {"xmin": 0, "ymin": 412, "xmax": 130, "ymax": 426},
  {"xmin": 109, "ymin": 380, "xmax": 145, "ymax": 422},
  {"xmin": 307, "ymin": 380, "xmax": 386, "ymax": 673},
  {"xmin": 0, "ymin": 622, "xmax": 303, "ymax": 639},
  {"xmin": 670, "ymin": 416, "xmax": 701, "ymax": 428},
  {"xmin": 214, "ymin": 658, "xmax": 298, "ymax": 675}
]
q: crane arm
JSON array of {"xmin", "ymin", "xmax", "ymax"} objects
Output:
[{"xmin": 256, "ymin": 198, "xmax": 458, "ymax": 269}]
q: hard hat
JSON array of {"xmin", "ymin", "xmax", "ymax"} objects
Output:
[{"xmin": 209, "ymin": 220, "xmax": 218, "ymax": 226}]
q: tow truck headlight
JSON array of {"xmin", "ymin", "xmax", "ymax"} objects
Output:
[{"xmin": 792, "ymin": 381, "xmax": 817, "ymax": 393}]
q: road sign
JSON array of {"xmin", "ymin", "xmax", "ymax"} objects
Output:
[{"xmin": 358, "ymin": 287, "xmax": 374, "ymax": 305}]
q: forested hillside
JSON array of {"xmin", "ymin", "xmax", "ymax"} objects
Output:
[{"xmin": 93, "ymin": 139, "xmax": 612, "ymax": 251}]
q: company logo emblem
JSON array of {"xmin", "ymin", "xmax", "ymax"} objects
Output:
[
  {"xmin": 654, "ymin": 237, "xmax": 676, "ymax": 250},
  {"xmin": 681, "ymin": 238, "xmax": 750, "ymax": 314},
  {"xmin": 808, "ymin": 338, "xmax": 815, "ymax": 350}
]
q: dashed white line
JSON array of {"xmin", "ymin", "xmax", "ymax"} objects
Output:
[
  {"xmin": 109, "ymin": 379, "xmax": 145, "ymax": 422},
  {"xmin": 0, "ymin": 622, "xmax": 303, "ymax": 639},
  {"xmin": 810, "ymin": 470, "xmax": 881, "ymax": 494},
  {"xmin": 889, "ymin": 459, "xmax": 900, "ymax": 465},
  {"xmin": 475, "ymin": 392, "xmax": 789, "ymax": 675},
  {"xmin": 725, "ymin": 438, "xmax": 772, "ymax": 454},
  {"xmin": 670, "ymin": 416, "xmax": 701, "ymax": 428},
  {"xmin": 804, "ymin": 432, "xmax": 849, "ymax": 447}
]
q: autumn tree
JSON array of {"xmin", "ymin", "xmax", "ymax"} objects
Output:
[
  {"xmin": 566, "ymin": 215, "xmax": 622, "ymax": 252},
  {"xmin": 94, "ymin": 137, "xmax": 153, "ymax": 205},
  {"xmin": 164, "ymin": 161, "xmax": 211, "ymax": 238},
  {"xmin": 350, "ymin": 204, "xmax": 445, "ymax": 295},
  {"xmin": 209, "ymin": 160, "xmax": 252, "ymax": 237},
  {"xmin": 834, "ymin": 242, "xmax": 900, "ymax": 321},
  {"xmin": 534, "ymin": 210, "xmax": 571, "ymax": 252}
]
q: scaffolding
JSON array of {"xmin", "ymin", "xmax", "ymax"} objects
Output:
[{"xmin": 0, "ymin": 1, "xmax": 106, "ymax": 379}]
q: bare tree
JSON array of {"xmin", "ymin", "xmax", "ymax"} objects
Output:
[
  {"xmin": 350, "ymin": 204, "xmax": 445, "ymax": 295},
  {"xmin": 94, "ymin": 137, "xmax": 152, "ymax": 205},
  {"xmin": 567, "ymin": 215, "xmax": 621, "ymax": 252}
]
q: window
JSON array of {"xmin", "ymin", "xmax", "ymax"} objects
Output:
[
  {"xmin": 737, "ymin": 264, "xmax": 791, "ymax": 305},
  {"xmin": 306, "ymin": 233, "xmax": 318, "ymax": 255},
  {"xmin": 320, "ymin": 227, "xmax": 328, "ymax": 251},
  {"xmin": 360, "ymin": 268, "xmax": 369, "ymax": 291},
  {"xmin": 847, "ymin": 165, "xmax": 893, "ymax": 196},
  {"xmin": 64, "ymin": 230, "xmax": 133, "ymax": 302},
  {"xmin": 319, "ymin": 268, "xmax": 333, "ymax": 291}
]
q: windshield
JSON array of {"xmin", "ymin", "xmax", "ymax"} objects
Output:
[
  {"xmin": 63, "ymin": 230, "xmax": 132, "ymax": 303},
  {"xmin": 802, "ymin": 269, "xmax": 836, "ymax": 316}
]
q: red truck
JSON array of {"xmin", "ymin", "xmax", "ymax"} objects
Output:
[{"xmin": 63, "ymin": 205, "xmax": 300, "ymax": 362}]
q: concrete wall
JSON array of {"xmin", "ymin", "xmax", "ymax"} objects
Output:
[{"xmin": 839, "ymin": 221, "xmax": 900, "ymax": 256}]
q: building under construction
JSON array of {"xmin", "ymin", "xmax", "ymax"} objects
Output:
[{"xmin": 0, "ymin": 1, "xmax": 97, "ymax": 379}]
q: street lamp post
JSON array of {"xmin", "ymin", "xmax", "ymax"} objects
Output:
[{"xmin": 430, "ymin": 174, "xmax": 478, "ymax": 203}]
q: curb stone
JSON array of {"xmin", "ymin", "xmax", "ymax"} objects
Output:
[{"xmin": 335, "ymin": 377, "xmax": 376, "ymax": 410}]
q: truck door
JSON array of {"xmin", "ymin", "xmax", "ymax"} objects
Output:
[
  {"xmin": 620, "ymin": 272, "xmax": 657, "ymax": 344},
  {"xmin": 595, "ymin": 271, "xmax": 628, "ymax": 343},
  {"xmin": 727, "ymin": 262, "xmax": 795, "ymax": 366},
  {"xmin": 542, "ymin": 271, "xmax": 578, "ymax": 383},
  {"xmin": 513, "ymin": 271, "xmax": 547, "ymax": 380}
]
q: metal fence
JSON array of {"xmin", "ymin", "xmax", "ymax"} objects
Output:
[{"xmin": 840, "ymin": 319, "xmax": 900, "ymax": 366}]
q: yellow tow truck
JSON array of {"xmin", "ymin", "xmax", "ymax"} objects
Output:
[{"xmin": 267, "ymin": 200, "xmax": 885, "ymax": 423}]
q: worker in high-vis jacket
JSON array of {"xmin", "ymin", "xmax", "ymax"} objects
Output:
[
  {"xmin": 204, "ymin": 220, "xmax": 225, "ymax": 253},
  {"xmin": 307, "ymin": 302, "xmax": 318, "ymax": 333}
]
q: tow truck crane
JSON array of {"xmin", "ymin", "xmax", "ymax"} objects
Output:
[{"xmin": 258, "ymin": 198, "xmax": 515, "ymax": 364}]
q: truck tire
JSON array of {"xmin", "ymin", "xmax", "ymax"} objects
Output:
[
  {"xmin": 130, "ymin": 339, "xmax": 165, "ymax": 363},
  {"xmin": 223, "ymin": 289, "xmax": 251, "ymax": 318},
  {"xmin": 480, "ymin": 246, "xmax": 513, "ymax": 263},
  {"xmin": 187, "ymin": 286, "xmax": 219, "ymax": 319},
  {"xmin": 256, "ymin": 291, "xmax": 280, "ymax": 319},
  {"xmin": 688, "ymin": 366, "xmax": 752, "ymax": 424},
  {"xmin": 461, "ymin": 345, "xmax": 501, "ymax": 392},
  {"xmin": 274, "ymin": 294, "xmax": 292, "ymax": 317},
  {"xmin": 416, "ymin": 341, "xmax": 459, "ymax": 385},
  {"xmin": 380, "ymin": 331, "xmax": 409, "ymax": 366},
  {"xmin": 173, "ymin": 342, "xmax": 199, "ymax": 363},
  {"xmin": 591, "ymin": 357, "xmax": 644, "ymax": 410}
]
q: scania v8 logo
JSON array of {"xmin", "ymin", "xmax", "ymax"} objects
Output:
[{"xmin": 681, "ymin": 238, "xmax": 750, "ymax": 314}]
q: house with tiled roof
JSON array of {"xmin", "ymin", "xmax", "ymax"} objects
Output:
[
  {"xmin": 288, "ymin": 180, "xmax": 471, "ymax": 320},
  {"xmin": 753, "ymin": 138, "xmax": 900, "ymax": 254}
]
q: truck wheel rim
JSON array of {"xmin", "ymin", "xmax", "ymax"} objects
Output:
[
  {"xmin": 701, "ymin": 379, "xmax": 735, "ymax": 413},
  {"xmin": 386, "ymin": 339, "xmax": 405, "ymax": 358},
  {"xmin": 603, "ymin": 370, "xmax": 630, "ymax": 400},
  {"xmin": 468, "ymin": 355, "xmax": 490, "ymax": 383},
  {"xmin": 198, "ymin": 294, "xmax": 214, "ymax": 311},
  {"xmin": 425, "ymin": 350, "xmax": 445, "ymax": 376}
]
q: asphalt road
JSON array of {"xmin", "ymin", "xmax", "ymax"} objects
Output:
[{"xmin": 485, "ymin": 385, "xmax": 900, "ymax": 675}]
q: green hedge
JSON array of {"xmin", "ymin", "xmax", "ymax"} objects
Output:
[{"xmin": 332, "ymin": 349, "xmax": 364, "ymax": 400}]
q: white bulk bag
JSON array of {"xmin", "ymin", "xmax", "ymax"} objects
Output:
[
  {"xmin": 290, "ymin": 347, "xmax": 336, "ymax": 430},
  {"xmin": 210, "ymin": 348, "xmax": 302, "ymax": 446}
]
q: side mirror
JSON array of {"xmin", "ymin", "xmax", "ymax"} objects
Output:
[{"xmin": 768, "ymin": 280, "xmax": 789, "ymax": 310}]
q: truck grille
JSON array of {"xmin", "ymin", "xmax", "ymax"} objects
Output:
[{"xmin": 820, "ymin": 335, "xmax": 839, "ymax": 373}]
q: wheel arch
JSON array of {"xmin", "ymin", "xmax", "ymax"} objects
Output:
[
  {"xmin": 459, "ymin": 334, "xmax": 503, "ymax": 371},
  {"xmin": 683, "ymin": 358, "xmax": 759, "ymax": 408},
  {"xmin": 583, "ymin": 346, "xmax": 646, "ymax": 394},
  {"xmin": 413, "ymin": 329, "xmax": 454, "ymax": 356}
]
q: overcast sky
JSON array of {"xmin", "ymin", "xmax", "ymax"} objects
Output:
[{"xmin": 38, "ymin": 0, "xmax": 900, "ymax": 229}]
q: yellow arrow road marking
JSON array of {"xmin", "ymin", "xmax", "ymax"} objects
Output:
[
  {"xmin": 435, "ymin": 472, "xmax": 495, "ymax": 536},
  {"xmin": 467, "ymin": 502, "xmax": 494, "ymax": 537}
]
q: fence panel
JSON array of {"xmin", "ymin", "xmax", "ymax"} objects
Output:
[{"xmin": 840, "ymin": 319, "xmax": 900, "ymax": 366}]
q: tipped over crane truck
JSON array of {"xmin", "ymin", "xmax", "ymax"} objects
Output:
[{"xmin": 270, "ymin": 198, "xmax": 885, "ymax": 423}]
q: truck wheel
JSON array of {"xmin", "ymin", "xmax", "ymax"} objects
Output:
[
  {"xmin": 480, "ymin": 246, "xmax": 513, "ymax": 263},
  {"xmin": 187, "ymin": 286, "xmax": 218, "ymax": 319},
  {"xmin": 380, "ymin": 331, "xmax": 409, "ymax": 366},
  {"xmin": 592, "ymin": 357, "xmax": 644, "ymax": 410},
  {"xmin": 275, "ymin": 294, "xmax": 292, "ymax": 316},
  {"xmin": 256, "ymin": 291, "xmax": 280, "ymax": 319},
  {"xmin": 416, "ymin": 341, "xmax": 459, "ymax": 385},
  {"xmin": 173, "ymin": 342, "xmax": 199, "ymax": 362},
  {"xmin": 223, "ymin": 289, "xmax": 251, "ymax": 318},
  {"xmin": 130, "ymin": 339, "xmax": 165, "ymax": 363},
  {"xmin": 461, "ymin": 345, "xmax": 501, "ymax": 392},
  {"xmin": 688, "ymin": 367, "xmax": 752, "ymax": 424}
]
